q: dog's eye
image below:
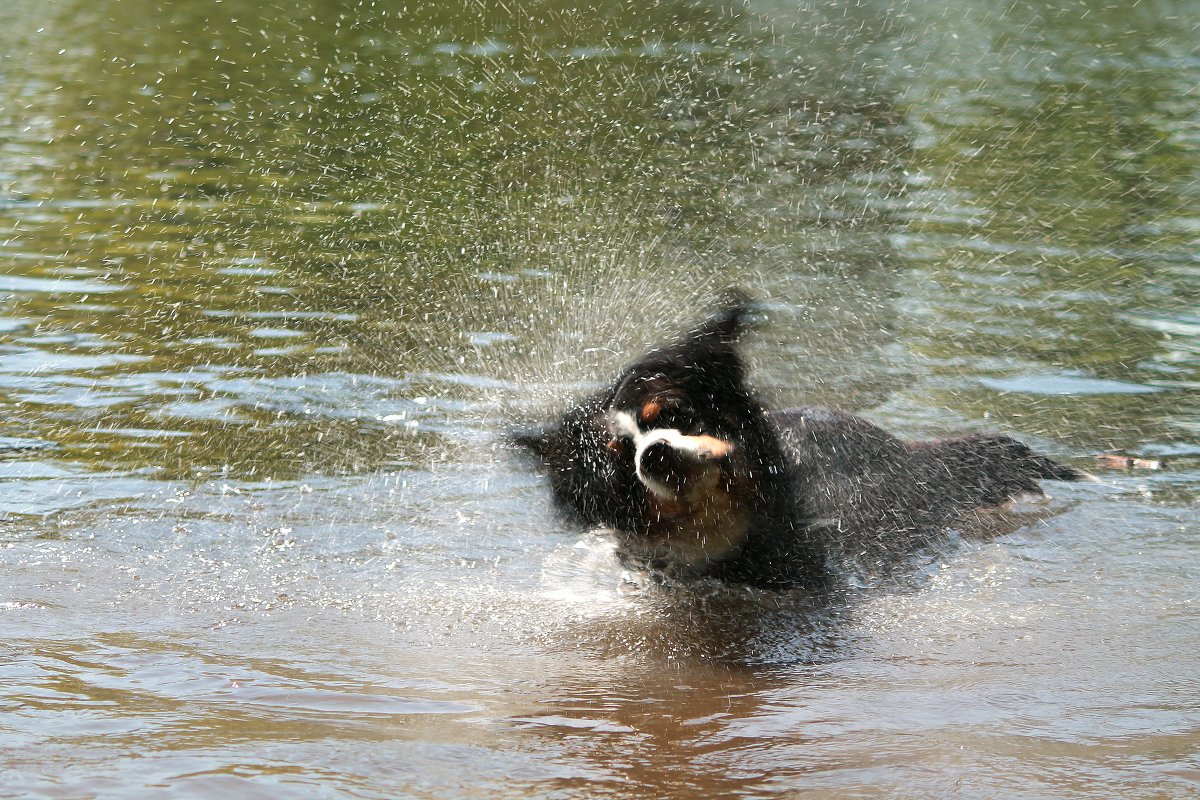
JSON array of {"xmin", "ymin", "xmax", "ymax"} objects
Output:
[{"xmin": 605, "ymin": 437, "xmax": 629, "ymax": 457}]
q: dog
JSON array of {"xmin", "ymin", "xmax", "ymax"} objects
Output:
[{"xmin": 516, "ymin": 293, "xmax": 1087, "ymax": 591}]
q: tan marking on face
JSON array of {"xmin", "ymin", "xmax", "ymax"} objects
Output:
[
  {"xmin": 605, "ymin": 438, "xmax": 627, "ymax": 455},
  {"xmin": 639, "ymin": 399, "xmax": 662, "ymax": 425},
  {"xmin": 687, "ymin": 434, "xmax": 733, "ymax": 460}
]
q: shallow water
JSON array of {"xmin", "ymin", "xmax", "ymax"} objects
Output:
[{"xmin": 1, "ymin": 0, "xmax": 1198, "ymax": 797}]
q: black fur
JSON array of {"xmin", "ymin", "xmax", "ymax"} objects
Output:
[{"xmin": 516, "ymin": 294, "xmax": 1086, "ymax": 591}]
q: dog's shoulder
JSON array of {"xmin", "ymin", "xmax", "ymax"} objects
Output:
[{"xmin": 768, "ymin": 406, "xmax": 905, "ymax": 470}]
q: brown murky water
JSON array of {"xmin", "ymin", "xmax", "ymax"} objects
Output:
[{"xmin": 1, "ymin": 0, "xmax": 1197, "ymax": 797}]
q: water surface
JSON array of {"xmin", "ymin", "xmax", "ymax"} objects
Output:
[{"xmin": 1, "ymin": 0, "xmax": 1197, "ymax": 797}]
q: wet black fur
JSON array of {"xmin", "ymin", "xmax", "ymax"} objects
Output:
[{"xmin": 516, "ymin": 294, "xmax": 1086, "ymax": 591}]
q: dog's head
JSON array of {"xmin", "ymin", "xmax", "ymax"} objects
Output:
[
  {"xmin": 603, "ymin": 295, "xmax": 752, "ymax": 505},
  {"xmin": 518, "ymin": 292, "xmax": 777, "ymax": 569}
]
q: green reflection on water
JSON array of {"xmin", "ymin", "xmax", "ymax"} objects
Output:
[{"xmin": 0, "ymin": 0, "xmax": 1196, "ymax": 482}]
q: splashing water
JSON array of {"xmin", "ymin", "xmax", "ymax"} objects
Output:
[{"xmin": 0, "ymin": 0, "xmax": 1198, "ymax": 798}]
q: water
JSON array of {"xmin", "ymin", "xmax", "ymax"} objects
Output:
[{"xmin": 1, "ymin": 0, "xmax": 1198, "ymax": 797}]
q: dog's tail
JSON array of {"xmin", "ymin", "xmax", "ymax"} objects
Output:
[
  {"xmin": 909, "ymin": 433, "xmax": 1093, "ymax": 511},
  {"xmin": 1030, "ymin": 451, "xmax": 1095, "ymax": 483},
  {"xmin": 957, "ymin": 434, "xmax": 1096, "ymax": 501}
]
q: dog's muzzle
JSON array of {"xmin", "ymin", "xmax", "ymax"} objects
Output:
[{"xmin": 633, "ymin": 429, "xmax": 733, "ymax": 501}]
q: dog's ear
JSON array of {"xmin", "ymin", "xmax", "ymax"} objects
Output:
[
  {"xmin": 686, "ymin": 288, "xmax": 755, "ymax": 345},
  {"xmin": 509, "ymin": 427, "xmax": 553, "ymax": 460}
]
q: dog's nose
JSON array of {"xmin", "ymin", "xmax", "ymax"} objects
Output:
[
  {"xmin": 634, "ymin": 431, "xmax": 733, "ymax": 500},
  {"xmin": 638, "ymin": 439, "xmax": 690, "ymax": 493}
]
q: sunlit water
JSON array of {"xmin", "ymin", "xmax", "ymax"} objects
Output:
[{"xmin": 1, "ymin": 1, "xmax": 1197, "ymax": 797}]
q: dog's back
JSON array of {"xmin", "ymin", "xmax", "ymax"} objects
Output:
[{"xmin": 772, "ymin": 407, "xmax": 1084, "ymax": 572}]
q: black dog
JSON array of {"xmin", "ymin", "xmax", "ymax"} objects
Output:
[{"xmin": 517, "ymin": 294, "xmax": 1086, "ymax": 591}]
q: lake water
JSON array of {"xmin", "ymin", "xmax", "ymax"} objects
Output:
[{"xmin": 1, "ymin": 0, "xmax": 1198, "ymax": 797}]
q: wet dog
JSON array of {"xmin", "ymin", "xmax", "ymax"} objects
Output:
[{"xmin": 516, "ymin": 294, "xmax": 1086, "ymax": 590}]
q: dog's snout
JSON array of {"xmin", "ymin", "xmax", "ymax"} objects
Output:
[
  {"xmin": 633, "ymin": 430, "xmax": 734, "ymax": 500},
  {"xmin": 639, "ymin": 439, "xmax": 689, "ymax": 490}
]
